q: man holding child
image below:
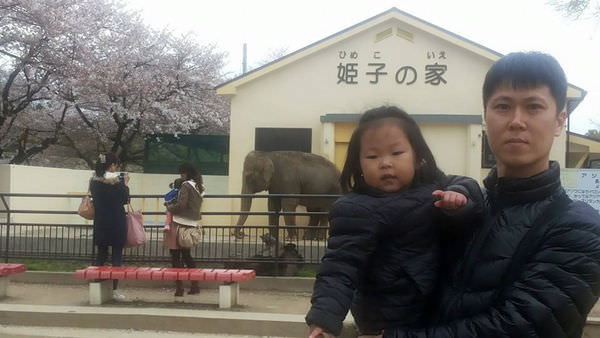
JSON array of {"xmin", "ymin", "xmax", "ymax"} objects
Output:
[{"xmin": 386, "ymin": 52, "xmax": 600, "ymax": 337}]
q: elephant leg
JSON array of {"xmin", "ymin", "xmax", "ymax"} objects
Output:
[
  {"xmin": 318, "ymin": 213, "xmax": 329, "ymax": 240},
  {"xmin": 304, "ymin": 208, "xmax": 320, "ymax": 240},
  {"xmin": 282, "ymin": 200, "xmax": 298, "ymax": 241},
  {"xmin": 268, "ymin": 197, "xmax": 281, "ymax": 240}
]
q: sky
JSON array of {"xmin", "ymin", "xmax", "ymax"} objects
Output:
[{"xmin": 125, "ymin": 0, "xmax": 600, "ymax": 134}]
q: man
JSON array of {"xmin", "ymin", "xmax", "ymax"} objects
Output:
[{"xmin": 386, "ymin": 52, "xmax": 600, "ymax": 337}]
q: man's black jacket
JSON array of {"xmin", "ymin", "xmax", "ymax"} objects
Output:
[{"xmin": 386, "ymin": 162, "xmax": 600, "ymax": 337}]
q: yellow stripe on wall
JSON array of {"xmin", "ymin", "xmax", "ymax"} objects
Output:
[{"xmin": 334, "ymin": 123, "xmax": 357, "ymax": 171}]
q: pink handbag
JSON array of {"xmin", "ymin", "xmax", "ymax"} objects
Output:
[{"xmin": 125, "ymin": 205, "xmax": 146, "ymax": 248}]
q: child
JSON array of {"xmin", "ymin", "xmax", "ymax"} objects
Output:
[
  {"xmin": 305, "ymin": 106, "xmax": 481, "ymax": 337},
  {"xmin": 164, "ymin": 178, "xmax": 184, "ymax": 231}
]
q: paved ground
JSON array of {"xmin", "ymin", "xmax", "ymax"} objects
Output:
[
  {"xmin": 0, "ymin": 325, "xmax": 285, "ymax": 338},
  {"xmin": 5, "ymin": 281, "xmax": 600, "ymax": 316},
  {"xmin": 3, "ymin": 282, "xmax": 312, "ymax": 314},
  {"xmin": 1, "ymin": 281, "xmax": 599, "ymax": 337}
]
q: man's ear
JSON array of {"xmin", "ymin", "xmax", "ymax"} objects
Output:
[{"xmin": 555, "ymin": 111, "xmax": 567, "ymax": 137}]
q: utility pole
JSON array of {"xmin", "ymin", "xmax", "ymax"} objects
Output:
[{"xmin": 242, "ymin": 43, "xmax": 247, "ymax": 74}]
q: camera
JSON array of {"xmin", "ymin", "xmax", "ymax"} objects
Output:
[{"xmin": 119, "ymin": 172, "xmax": 126, "ymax": 181}]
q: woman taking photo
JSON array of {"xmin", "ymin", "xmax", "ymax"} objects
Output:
[
  {"xmin": 164, "ymin": 162, "xmax": 204, "ymax": 297},
  {"xmin": 90, "ymin": 152, "xmax": 130, "ymax": 299}
]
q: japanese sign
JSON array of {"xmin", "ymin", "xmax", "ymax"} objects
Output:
[
  {"xmin": 336, "ymin": 50, "xmax": 449, "ymax": 86},
  {"xmin": 561, "ymin": 169, "xmax": 600, "ymax": 212}
]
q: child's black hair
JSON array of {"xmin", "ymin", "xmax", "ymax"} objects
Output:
[
  {"xmin": 482, "ymin": 51, "xmax": 567, "ymax": 114},
  {"xmin": 170, "ymin": 178, "xmax": 184, "ymax": 189},
  {"xmin": 340, "ymin": 106, "xmax": 444, "ymax": 193}
]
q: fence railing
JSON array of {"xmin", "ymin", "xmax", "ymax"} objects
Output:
[{"xmin": 0, "ymin": 193, "xmax": 341, "ymax": 276}]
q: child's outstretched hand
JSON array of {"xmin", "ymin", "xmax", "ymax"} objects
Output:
[
  {"xmin": 308, "ymin": 326, "xmax": 335, "ymax": 338},
  {"xmin": 432, "ymin": 190, "xmax": 467, "ymax": 210}
]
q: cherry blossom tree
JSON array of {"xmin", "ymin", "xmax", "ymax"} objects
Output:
[
  {"xmin": 1, "ymin": 0, "xmax": 229, "ymax": 168},
  {"xmin": 550, "ymin": 0, "xmax": 600, "ymax": 19},
  {"xmin": 0, "ymin": 0, "xmax": 130, "ymax": 163}
]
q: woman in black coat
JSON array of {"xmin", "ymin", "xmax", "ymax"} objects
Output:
[{"xmin": 89, "ymin": 152, "xmax": 130, "ymax": 295}]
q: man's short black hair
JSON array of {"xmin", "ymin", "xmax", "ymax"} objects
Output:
[{"xmin": 482, "ymin": 52, "xmax": 567, "ymax": 113}]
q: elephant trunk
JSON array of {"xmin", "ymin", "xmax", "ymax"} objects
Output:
[{"xmin": 236, "ymin": 185, "xmax": 254, "ymax": 227}]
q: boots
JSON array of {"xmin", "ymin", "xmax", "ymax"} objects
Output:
[
  {"xmin": 175, "ymin": 280, "xmax": 184, "ymax": 297},
  {"xmin": 188, "ymin": 281, "xmax": 200, "ymax": 295}
]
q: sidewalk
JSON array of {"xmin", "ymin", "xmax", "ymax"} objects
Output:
[
  {"xmin": 1, "ymin": 273, "xmax": 599, "ymax": 337},
  {"xmin": 0, "ymin": 325, "xmax": 284, "ymax": 338},
  {"xmin": 0, "ymin": 274, "xmax": 358, "ymax": 337}
]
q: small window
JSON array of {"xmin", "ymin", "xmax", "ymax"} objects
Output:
[
  {"xmin": 255, "ymin": 128, "xmax": 312, "ymax": 152},
  {"xmin": 144, "ymin": 134, "xmax": 229, "ymax": 175},
  {"xmin": 482, "ymin": 131, "xmax": 496, "ymax": 168}
]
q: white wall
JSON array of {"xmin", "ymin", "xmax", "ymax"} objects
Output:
[{"xmin": 0, "ymin": 165, "xmax": 230, "ymax": 225}]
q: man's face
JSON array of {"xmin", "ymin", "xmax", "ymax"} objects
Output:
[{"xmin": 484, "ymin": 84, "xmax": 566, "ymax": 178}]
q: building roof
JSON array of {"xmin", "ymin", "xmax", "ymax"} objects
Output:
[
  {"xmin": 569, "ymin": 131, "xmax": 600, "ymax": 152},
  {"xmin": 216, "ymin": 7, "xmax": 586, "ymax": 111}
]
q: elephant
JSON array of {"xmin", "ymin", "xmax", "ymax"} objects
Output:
[{"xmin": 233, "ymin": 151, "xmax": 341, "ymax": 241}]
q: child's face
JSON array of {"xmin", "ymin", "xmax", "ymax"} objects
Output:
[{"xmin": 359, "ymin": 123, "xmax": 416, "ymax": 193}]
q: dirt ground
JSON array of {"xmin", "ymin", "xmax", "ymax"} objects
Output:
[
  {"xmin": 4, "ymin": 281, "xmax": 599, "ymax": 316},
  {"xmin": 4, "ymin": 282, "xmax": 313, "ymax": 314}
]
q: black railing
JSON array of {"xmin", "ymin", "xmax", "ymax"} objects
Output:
[{"xmin": 0, "ymin": 193, "xmax": 341, "ymax": 275}]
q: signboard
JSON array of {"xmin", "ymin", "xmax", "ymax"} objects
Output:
[
  {"xmin": 561, "ymin": 168, "xmax": 600, "ymax": 212},
  {"xmin": 336, "ymin": 50, "xmax": 449, "ymax": 86}
]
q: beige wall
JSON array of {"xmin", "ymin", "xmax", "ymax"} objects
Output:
[
  {"xmin": 226, "ymin": 18, "xmax": 492, "ymax": 220},
  {"xmin": 331, "ymin": 122, "xmax": 482, "ymax": 178},
  {"xmin": 0, "ymin": 165, "xmax": 9, "ymax": 222},
  {"xmin": 223, "ymin": 16, "xmax": 575, "ymax": 224},
  {"xmin": 0, "ymin": 165, "xmax": 229, "ymax": 225},
  {"xmin": 552, "ymin": 132, "xmax": 567, "ymax": 167}
]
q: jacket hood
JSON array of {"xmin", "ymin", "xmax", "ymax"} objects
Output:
[{"xmin": 91, "ymin": 175, "xmax": 121, "ymax": 185}]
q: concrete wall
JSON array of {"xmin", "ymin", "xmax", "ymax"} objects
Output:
[
  {"xmin": 223, "ymin": 16, "xmax": 575, "ymax": 224},
  {"xmin": 0, "ymin": 165, "xmax": 230, "ymax": 225},
  {"xmin": 0, "ymin": 164, "xmax": 9, "ymax": 223},
  {"xmin": 226, "ymin": 18, "xmax": 492, "ymax": 222}
]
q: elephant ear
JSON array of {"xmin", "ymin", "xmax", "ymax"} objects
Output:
[{"xmin": 262, "ymin": 156, "xmax": 274, "ymax": 186}]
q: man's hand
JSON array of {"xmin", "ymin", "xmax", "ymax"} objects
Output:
[
  {"xmin": 432, "ymin": 190, "xmax": 467, "ymax": 210},
  {"xmin": 308, "ymin": 326, "xmax": 335, "ymax": 338}
]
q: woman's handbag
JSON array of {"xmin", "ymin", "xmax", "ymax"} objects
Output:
[
  {"xmin": 177, "ymin": 224, "xmax": 202, "ymax": 248},
  {"xmin": 125, "ymin": 205, "xmax": 146, "ymax": 248},
  {"xmin": 77, "ymin": 196, "xmax": 94, "ymax": 220}
]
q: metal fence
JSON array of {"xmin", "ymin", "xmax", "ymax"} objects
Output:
[{"xmin": 0, "ymin": 193, "xmax": 340, "ymax": 275}]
